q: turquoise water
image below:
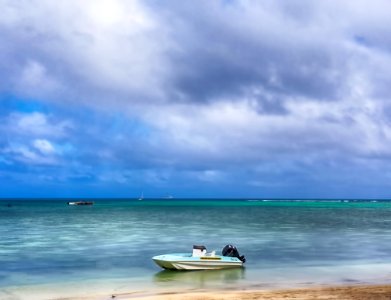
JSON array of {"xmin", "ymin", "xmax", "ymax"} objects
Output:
[{"xmin": 1, "ymin": 199, "xmax": 391, "ymax": 295}]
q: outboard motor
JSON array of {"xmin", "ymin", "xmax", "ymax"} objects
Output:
[{"xmin": 222, "ymin": 244, "xmax": 246, "ymax": 263}]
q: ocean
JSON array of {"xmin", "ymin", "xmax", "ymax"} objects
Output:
[{"xmin": 1, "ymin": 199, "xmax": 391, "ymax": 298}]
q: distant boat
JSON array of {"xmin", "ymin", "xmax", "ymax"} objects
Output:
[
  {"xmin": 67, "ymin": 201, "xmax": 94, "ymax": 206},
  {"xmin": 138, "ymin": 192, "xmax": 144, "ymax": 201}
]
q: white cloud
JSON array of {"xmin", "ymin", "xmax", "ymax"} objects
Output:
[
  {"xmin": 196, "ymin": 170, "xmax": 224, "ymax": 183},
  {"xmin": 20, "ymin": 61, "xmax": 46, "ymax": 87},
  {"xmin": 16, "ymin": 60, "xmax": 61, "ymax": 97},
  {"xmin": 3, "ymin": 143, "xmax": 57, "ymax": 165},
  {"xmin": 0, "ymin": 112, "xmax": 70, "ymax": 166},
  {"xmin": 33, "ymin": 139, "xmax": 55, "ymax": 155},
  {"xmin": 0, "ymin": 0, "xmax": 172, "ymax": 103},
  {"xmin": 14, "ymin": 112, "xmax": 48, "ymax": 132},
  {"xmin": 142, "ymin": 88, "xmax": 391, "ymax": 170},
  {"xmin": 8, "ymin": 112, "xmax": 72, "ymax": 138}
]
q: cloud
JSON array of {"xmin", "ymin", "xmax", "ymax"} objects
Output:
[
  {"xmin": 1, "ymin": 0, "xmax": 391, "ymax": 197},
  {"xmin": 1, "ymin": 0, "xmax": 390, "ymax": 108},
  {"xmin": 33, "ymin": 139, "xmax": 55, "ymax": 155},
  {"xmin": 3, "ymin": 143, "xmax": 57, "ymax": 165},
  {"xmin": 15, "ymin": 60, "xmax": 61, "ymax": 97},
  {"xmin": 5, "ymin": 112, "xmax": 72, "ymax": 138},
  {"xmin": 0, "ymin": 0, "xmax": 172, "ymax": 105},
  {"xmin": 146, "ymin": 1, "xmax": 349, "ymax": 104},
  {"xmin": 0, "ymin": 111, "xmax": 70, "ymax": 167}
]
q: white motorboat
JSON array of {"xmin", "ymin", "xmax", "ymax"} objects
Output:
[
  {"xmin": 67, "ymin": 201, "xmax": 94, "ymax": 206},
  {"xmin": 152, "ymin": 245, "xmax": 246, "ymax": 270}
]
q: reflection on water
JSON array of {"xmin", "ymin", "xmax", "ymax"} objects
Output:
[{"xmin": 154, "ymin": 267, "xmax": 246, "ymax": 288}]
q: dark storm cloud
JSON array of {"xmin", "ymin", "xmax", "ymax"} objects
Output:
[{"xmin": 149, "ymin": 0, "xmax": 348, "ymax": 105}]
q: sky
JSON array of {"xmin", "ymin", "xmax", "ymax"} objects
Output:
[{"xmin": 1, "ymin": 0, "xmax": 391, "ymax": 199}]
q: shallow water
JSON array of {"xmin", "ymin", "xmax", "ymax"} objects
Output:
[{"xmin": 1, "ymin": 199, "xmax": 391, "ymax": 295}]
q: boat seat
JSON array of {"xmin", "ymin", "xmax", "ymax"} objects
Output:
[{"xmin": 192, "ymin": 245, "xmax": 207, "ymax": 257}]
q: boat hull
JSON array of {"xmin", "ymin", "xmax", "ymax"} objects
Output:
[
  {"xmin": 152, "ymin": 253, "xmax": 243, "ymax": 270},
  {"xmin": 67, "ymin": 201, "xmax": 94, "ymax": 205}
]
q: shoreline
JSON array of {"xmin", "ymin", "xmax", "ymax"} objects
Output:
[
  {"xmin": 2, "ymin": 281, "xmax": 391, "ymax": 299},
  {"xmin": 113, "ymin": 284, "xmax": 391, "ymax": 300},
  {"xmin": 3, "ymin": 263, "xmax": 391, "ymax": 300}
]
